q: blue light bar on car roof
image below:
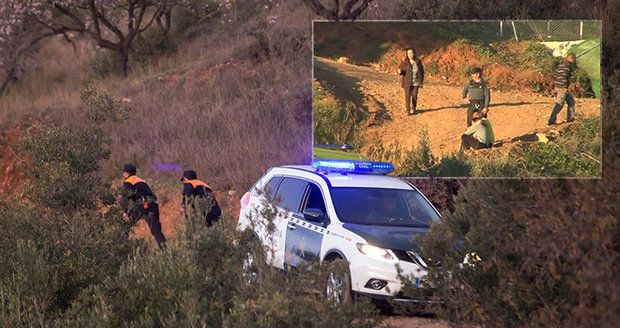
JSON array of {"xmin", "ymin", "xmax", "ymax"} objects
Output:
[{"xmin": 312, "ymin": 160, "xmax": 394, "ymax": 174}]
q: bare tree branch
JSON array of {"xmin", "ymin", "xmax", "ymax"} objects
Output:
[
  {"xmin": 342, "ymin": 0, "xmax": 372, "ymax": 20},
  {"xmin": 301, "ymin": 0, "xmax": 339, "ymax": 20},
  {"xmin": 301, "ymin": 0, "xmax": 374, "ymax": 21}
]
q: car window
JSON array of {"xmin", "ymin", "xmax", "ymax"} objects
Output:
[
  {"xmin": 403, "ymin": 191, "xmax": 440, "ymax": 225},
  {"xmin": 331, "ymin": 187, "xmax": 440, "ymax": 227},
  {"xmin": 302, "ymin": 183, "xmax": 327, "ymax": 217},
  {"xmin": 262, "ymin": 176, "xmax": 282, "ymax": 201},
  {"xmin": 274, "ymin": 177, "xmax": 307, "ymax": 212}
]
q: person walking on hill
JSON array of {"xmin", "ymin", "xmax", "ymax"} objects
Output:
[
  {"xmin": 120, "ymin": 164, "xmax": 166, "ymax": 249},
  {"xmin": 548, "ymin": 52, "xmax": 577, "ymax": 125},
  {"xmin": 461, "ymin": 111, "xmax": 495, "ymax": 150},
  {"xmin": 397, "ymin": 47, "xmax": 425, "ymax": 115},
  {"xmin": 181, "ymin": 170, "xmax": 221, "ymax": 227},
  {"xmin": 462, "ymin": 66, "xmax": 490, "ymax": 127}
]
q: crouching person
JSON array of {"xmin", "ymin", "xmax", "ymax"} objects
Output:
[
  {"xmin": 461, "ymin": 111, "xmax": 495, "ymax": 150},
  {"xmin": 121, "ymin": 164, "xmax": 167, "ymax": 249},
  {"xmin": 181, "ymin": 170, "xmax": 222, "ymax": 226}
]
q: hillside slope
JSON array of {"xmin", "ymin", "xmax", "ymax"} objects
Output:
[{"xmin": 314, "ymin": 57, "xmax": 600, "ymax": 157}]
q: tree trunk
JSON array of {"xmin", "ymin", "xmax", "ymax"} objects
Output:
[
  {"xmin": 164, "ymin": 11, "xmax": 171, "ymax": 31},
  {"xmin": 0, "ymin": 77, "xmax": 11, "ymax": 96},
  {"xmin": 155, "ymin": 11, "xmax": 171, "ymax": 31},
  {"xmin": 115, "ymin": 47, "xmax": 129, "ymax": 77},
  {"xmin": 0, "ymin": 68, "xmax": 18, "ymax": 96}
]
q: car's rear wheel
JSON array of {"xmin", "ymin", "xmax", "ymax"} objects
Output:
[{"xmin": 324, "ymin": 258, "xmax": 352, "ymax": 307}]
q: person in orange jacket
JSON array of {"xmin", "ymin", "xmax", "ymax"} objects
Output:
[
  {"xmin": 121, "ymin": 164, "xmax": 166, "ymax": 249},
  {"xmin": 181, "ymin": 170, "xmax": 221, "ymax": 227}
]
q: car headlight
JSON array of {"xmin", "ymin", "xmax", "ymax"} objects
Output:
[
  {"xmin": 463, "ymin": 252, "xmax": 481, "ymax": 266},
  {"xmin": 356, "ymin": 243, "xmax": 398, "ymax": 263}
]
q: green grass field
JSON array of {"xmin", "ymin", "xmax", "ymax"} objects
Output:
[{"xmin": 313, "ymin": 147, "xmax": 366, "ymax": 160}]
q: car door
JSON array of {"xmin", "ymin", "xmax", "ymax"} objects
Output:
[
  {"xmin": 248, "ymin": 176, "xmax": 287, "ymax": 269},
  {"xmin": 284, "ymin": 182, "xmax": 328, "ymax": 269},
  {"xmin": 270, "ymin": 177, "xmax": 308, "ymax": 269}
]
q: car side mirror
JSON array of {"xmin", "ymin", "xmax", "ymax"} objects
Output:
[{"xmin": 303, "ymin": 208, "xmax": 325, "ymax": 223}]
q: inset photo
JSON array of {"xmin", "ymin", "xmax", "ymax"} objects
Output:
[{"xmin": 313, "ymin": 20, "xmax": 601, "ymax": 177}]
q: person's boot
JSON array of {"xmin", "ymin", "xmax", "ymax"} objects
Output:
[
  {"xmin": 547, "ymin": 103, "xmax": 562, "ymax": 125},
  {"xmin": 566, "ymin": 106, "xmax": 575, "ymax": 123}
]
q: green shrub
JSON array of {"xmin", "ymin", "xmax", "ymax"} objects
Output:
[
  {"xmin": 434, "ymin": 152, "xmax": 471, "ymax": 177},
  {"xmin": 89, "ymin": 52, "xmax": 116, "ymax": 79},
  {"xmin": 131, "ymin": 27, "xmax": 177, "ymax": 66},
  {"xmin": 467, "ymin": 154, "xmax": 522, "ymax": 177},
  {"xmin": 523, "ymin": 42, "xmax": 559, "ymax": 74},
  {"xmin": 0, "ymin": 240, "xmax": 59, "ymax": 326},
  {"xmin": 0, "ymin": 201, "xmax": 139, "ymax": 325},
  {"xmin": 529, "ymin": 81, "xmax": 545, "ymax": 93},
  {"xmin": 427, "ymin": 60, "xmax": 440, "ymax": 76},
  {"xmin": 403, "ymin": 178, "xmax": 461, "ymax": 213},
  {"xmin": 562, "ymin": 116, "xmax": 601, "ymax": 155},
  {"xmin": 364, "ymin": 139, "xmax": 404, "ymax": 167},
  {"xmin": 171, "ymin": 7, "xmax": 202, "ymax": 36},
  {"xmin": 385, "ymin": 117, "xmax": 601, "ymax": 178},
  {"xmin": 569, "ymin": 66, "xmax": 595, "ymax": 98},
  {"xmin": 473, "ymin": 43, "xmax": 496, "ymax": 58},
  {"xmin": 21, "ymin": 86, "xmax": 129, "ymax": 210},
  {"xmin": 459, "ymin": 63, "xmax": 472, "ymax": 77},
  {"xmin": 518, "ymin": 142, "xmax": 598, "ymax": 177},
  {"xmin": 399, "ymin": 130, "xmax": 438, "ymax": 177},
  {"xmin": 363, "ymin": 132, "xmax": 437, "ymax": 177},
  {"xmin": 409, "ymin": 177, "xmax": 619, "ymax": 327},
  {"xmin": 313, "ymin": 84, "xmax": 368, "ymax": 147},
  {"xmin": 57, "ymin": 202, "xmax": 382, "ymax": 327}
]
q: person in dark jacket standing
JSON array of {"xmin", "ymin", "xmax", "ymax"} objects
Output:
[
  {"xmin": 121, "ymin": 164, "xmax": 166, "ymax": 249},
  {"xmin": 462, "ymin": 66, "xmax": 491, "ymax": 127},
  {"xmin": 181, "ymin": 170, "xmax": 221, "ymax": 226},
  {"xmin": 398, "ymin": 47, "xmax": 424, "ymax": 115},
  {"xmin": 548, "ymin": 52, "xmax": 577, "ymax": 125}
]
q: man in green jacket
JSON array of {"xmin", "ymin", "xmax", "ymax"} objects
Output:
[
  {"xmin": 462, "ymin": 66, "xmax": 490, "ymax": 127},
  {"xmin": 461, "ymin": 111, "xmax": 495, "ymax": 150}
]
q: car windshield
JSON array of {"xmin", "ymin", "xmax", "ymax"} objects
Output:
[{"xmin": 330, "ymin": 187, "xmax": 440, "ymax": 227}]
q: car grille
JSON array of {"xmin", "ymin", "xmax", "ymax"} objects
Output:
[{"xmin": 392, "ymin": 249, "xmax": 441, "ymax": 268}]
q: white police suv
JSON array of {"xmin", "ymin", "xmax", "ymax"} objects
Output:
[{"xmin": 237, "ymin": 160, "xmax": 441, "ymax": 305}]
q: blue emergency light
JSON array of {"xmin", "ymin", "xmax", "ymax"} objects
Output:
[{"xmin": 312, "ymin": 160, "xmax": 395, "ymax": 174}]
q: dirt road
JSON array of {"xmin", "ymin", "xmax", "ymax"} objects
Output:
[{"xmin": 314, "ymin": 57, "xmax": 601, "ymax": 157}]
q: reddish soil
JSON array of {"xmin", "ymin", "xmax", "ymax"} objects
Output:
[
  {"xmin": 314, "ymin": 57, "xmax": 600, "ymax": 158},
  {"xmin": 0, "ymin": 127, "xmax": 29, "ymax": 198},
  {"xmin": 130, "ymin": 187, "xmax": 241, "ymax": 247},
  {"xmin": 377, "ymin": 41, "xmax": 552, "ymax": 93},
  {"xmin": 0, "ymin": 126, "xmax": 241, "ymax": 247}
]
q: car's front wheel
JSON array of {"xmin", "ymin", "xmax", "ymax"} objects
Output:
[{"xmin": 324, "ymin": 258, "xmax": 352, "ymax": 307}]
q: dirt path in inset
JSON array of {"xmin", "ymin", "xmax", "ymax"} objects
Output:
[{"xmin": 314, "ymin": 57, "xmax": 601, "ymax": 157}]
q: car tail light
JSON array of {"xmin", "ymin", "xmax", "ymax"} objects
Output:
[{"xmin": 240, "ymin": 191, "xmax": 251, "ymax": 210}]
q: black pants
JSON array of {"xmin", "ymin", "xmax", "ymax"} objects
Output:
[
  {"xmin": 132, "ymin": 203, "xmax": 166, "ymax": 249},
  {"xmin": 184, "ymin": 204, "xmax": 221, "ymax": 227},
  {"xmin": 461, "ymin": 134, "xmax": 489, "ymax": 151},
  {"xmin": 405, "ymin": 86, "xmax": 420, "ymax": 114},
  {"xmin": 467, "ymin": 100, "xmax": 486, "ymax": 126},
  {"xmin": 205, "ymin": 209, "xmax": 221, "ymax": 227}
]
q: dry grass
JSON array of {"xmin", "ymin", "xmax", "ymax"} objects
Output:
[{"xmin": 0, "ymin": 2, "xmax": 314, "ymax": 192}]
